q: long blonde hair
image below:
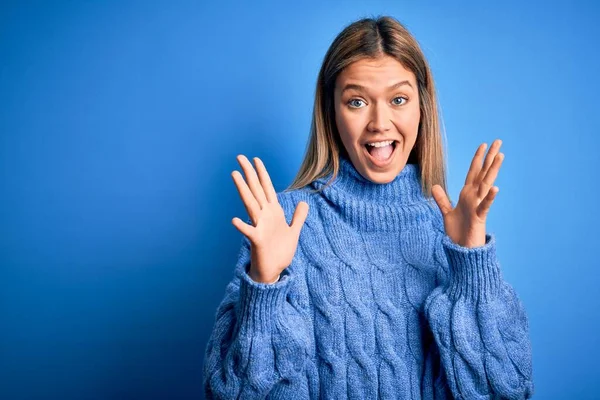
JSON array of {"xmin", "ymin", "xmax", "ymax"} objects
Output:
[{"xmin": 285, "ymin": 16, "xmax": 447, "ymax": 198}]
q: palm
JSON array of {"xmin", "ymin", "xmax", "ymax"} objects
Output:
[
  {"xmin": 249, "ymin": 200, "xmax": 304, "ymax": 274},
  {"xmin": 231, "ymin": 155, "xmax": 309, "ymax": 283},
  {"xmin": 432, "ymin": 140, "xmax": 504, "ymax": 248}
]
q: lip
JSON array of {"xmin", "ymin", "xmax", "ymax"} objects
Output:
[{"xmin": 363, "ymin": 140, "xmax": 398, "ymax": 168}]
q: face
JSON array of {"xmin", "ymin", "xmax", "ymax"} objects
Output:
[{"xmin": 334, "ymin": 55, "xmax": 420, "ymax": 183}]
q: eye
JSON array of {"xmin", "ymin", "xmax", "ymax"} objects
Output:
[
  {"xmin": 347, "ymin": 98, "xmax": 365, "ymax": 108},
  {"xmin": 392, "ymin": 96, "xmax": 408, "ymax": 106}
]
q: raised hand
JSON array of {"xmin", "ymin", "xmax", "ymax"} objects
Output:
[
  {"xmin": 231, "ymin": 155, "xmax": 309, "ymax": 283},
  {"xmin": 431, "ymin": 139, "xmax": 504, "ymax": 248}
]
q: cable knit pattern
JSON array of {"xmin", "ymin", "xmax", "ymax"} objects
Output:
[{"xmin": 203, "ymin": 154, "xmax": 534, "ymax": 399}]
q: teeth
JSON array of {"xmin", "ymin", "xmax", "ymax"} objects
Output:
[{"xmin": 366, "ymin": 140, "xmax": 394, "ymax": 148}]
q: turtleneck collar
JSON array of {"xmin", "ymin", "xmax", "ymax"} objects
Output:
[{"xmin": 309, "ymin": 153, "xmax": 435, "ymax": 232}]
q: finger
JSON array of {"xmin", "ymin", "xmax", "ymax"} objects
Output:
[
  {"xmin": 476, "ymin": 139, "xmax": 502, "ymax": 183},
  {"xmin": 465, "ymin": 143, "xmax": 487, "ymax": 185},
  {"xmin": 478, "ymin": 152, "xmax": 504, "ymax": 198},
  {"xmin": 237, "ymin": 154, "xmax": 268, "ymax": 208},
  {"xmin": 232, "ymin": 170, "xmax": 260, "ymax": 225},
  {"xmin": 290, "ymin": 201, "xmax": 309, "ymax": 234},
  {"xmin": 253, "ymin": 157, "xmax": 278, "ymax": 203},
  {"xmin": 431, "ymin": 184, "xmax": 453, "ymax": 216},
  {"xmin": 476, "ymin": 186, "xmax": 499, "ymax": 219},
  {"xmin": 231, "ymin": 217, "xmax": 255, "ymax": 240}
]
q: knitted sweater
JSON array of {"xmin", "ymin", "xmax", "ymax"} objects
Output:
[{"xmin": 203, "ymin": 155, "xmax": 534, "ymax": 399}]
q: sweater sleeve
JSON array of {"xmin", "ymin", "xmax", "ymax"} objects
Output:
[
  {"xmin": 203, "ymin": 234, "xmax": 312, "ymax": 399},
  {"xmin": 423, "ymin": 231, "xmax": 534, "ymax": 399}
]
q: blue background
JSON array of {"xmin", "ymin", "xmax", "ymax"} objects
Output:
[{"xmin": 1, "ymin": 1, "xmax": 598, "ymax": 398}]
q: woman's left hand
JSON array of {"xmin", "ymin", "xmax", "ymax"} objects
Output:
[{"xmin": 431, "ymin": 139, "xmax": 504, "ymax": 248}]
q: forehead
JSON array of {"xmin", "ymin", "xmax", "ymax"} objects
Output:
[{"xmin": 336, "ymin": 56, "xmax": 416, "ymax": 89}]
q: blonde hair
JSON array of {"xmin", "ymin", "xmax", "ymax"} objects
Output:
[{"xmin": 285, "ymin": 15, "xmax": 447, "ymax": 198}]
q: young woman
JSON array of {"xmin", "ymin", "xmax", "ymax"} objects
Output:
[{"xmin": 204, "ymin": 16, "xmax": 534, "ymax": 399}]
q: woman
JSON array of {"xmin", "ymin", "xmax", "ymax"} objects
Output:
[{"xmin": 204, "ymin": 15, "xmax": 534, "ymax": 399}]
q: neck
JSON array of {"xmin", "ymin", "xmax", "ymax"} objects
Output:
[{"xmin": 310, "ymin": 153, "xmax": 433, "ymax": 232}]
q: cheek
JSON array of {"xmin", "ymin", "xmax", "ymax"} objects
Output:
[
  {"xmin": 413, "ymin": 106, "xmax": 421, "ymax": 125},
  {"xmin": 411, "ymin": 103, "xmax": 421, "ymax": 127},
  {"xmin": 394, "ymin": 107, "xmax": 420, "ymax": 133},
  {"xmin": 408, "ymin": 112, "xmax": 420, "ymax": 134},
  {"xmin": 336, "ymin": 110, "xmax": 362, "ymax": 143}
]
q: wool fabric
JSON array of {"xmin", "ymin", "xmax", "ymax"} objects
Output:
[{"xmin": 204, "ymin": 154, "xmax": 534, "ymax": 399}]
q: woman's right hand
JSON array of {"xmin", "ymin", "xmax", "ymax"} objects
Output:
[{"xmin": 231, "ymin": 155, "xmax": 309, "ymax": 284}]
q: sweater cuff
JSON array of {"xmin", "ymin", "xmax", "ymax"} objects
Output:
[
  {"xmin": 236, "ymin": 266, "xmax": 291, "ymax": 333},
  {"xmin": 442, "ymin": 233, "xmax": 502, "ymax": 303}
]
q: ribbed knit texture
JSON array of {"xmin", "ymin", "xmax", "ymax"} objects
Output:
[{"xmin": 204, "ymin": 154, "xmax": 534, "ymax": 399}]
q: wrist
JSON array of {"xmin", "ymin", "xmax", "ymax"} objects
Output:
[
  {"xmin": 248, "ymin": 266, "xmax": 281, "ymax": 284},
  {"xmin": 456, "ymin": 234, "xmax": 486, "ymax": 248},
  {"xmin": 451, "ymin": 225, "xmax": 487, "ymax": 248}
]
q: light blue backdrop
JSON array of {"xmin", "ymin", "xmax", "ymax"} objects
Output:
[{"xmin": 1, "ymin": 1, "xmax": 598, "ymax": 398}]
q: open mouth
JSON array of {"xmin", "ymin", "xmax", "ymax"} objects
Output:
[{"xmin": 364, "ymin": 140, "xmax": 398, "ymax": 166}]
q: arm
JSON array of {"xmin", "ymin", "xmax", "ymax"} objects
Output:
[
  {"xmin": 203, "ymin": 235, "xmax": 312, "ymax": 399},
  {"xmin": 424, "ymin": 231, "xmax": 534, "ymax": 399}
]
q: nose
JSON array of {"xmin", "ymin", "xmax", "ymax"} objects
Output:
[{"xmin": 367, "ymin": 101, "xmax": 392, "ymax": 132}]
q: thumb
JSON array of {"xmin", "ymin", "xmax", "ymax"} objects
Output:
[
  {"xmin": 290, "ymin": 201, "xmax": 309, "ymax": 233},
  {"xmin": 431, "ymin": 185, "xmax": 452, "ymax": 216}
]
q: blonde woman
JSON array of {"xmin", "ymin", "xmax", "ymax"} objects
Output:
[{"xmin": 204, "ymin": 16, "xmax": 533, "ymax": 399}]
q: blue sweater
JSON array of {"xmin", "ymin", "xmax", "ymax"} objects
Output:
[{"xmin": 204, "ymin": 155, "xmax": 534, "ymax": 399}]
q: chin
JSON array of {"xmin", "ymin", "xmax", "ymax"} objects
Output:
[{"xmin": 362, "ymin": 163, "xmax": 406, "ymax": 184}]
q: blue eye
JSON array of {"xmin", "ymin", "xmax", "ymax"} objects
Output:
[
  {"xmin": 393, "ymin": 96, "xmax": 408, "ymax": 105},
  {"xmin": 347, "ymin": 97, "xmax": 408, "ymax": 109},
  {"xmin": 348, "ymin": 99, "xmax": 365, "ymax": 108}
]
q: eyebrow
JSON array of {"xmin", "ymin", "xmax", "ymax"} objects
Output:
[{"xmin": 341, "ymin": 80, "xmax": 414, "ymax": 94}]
